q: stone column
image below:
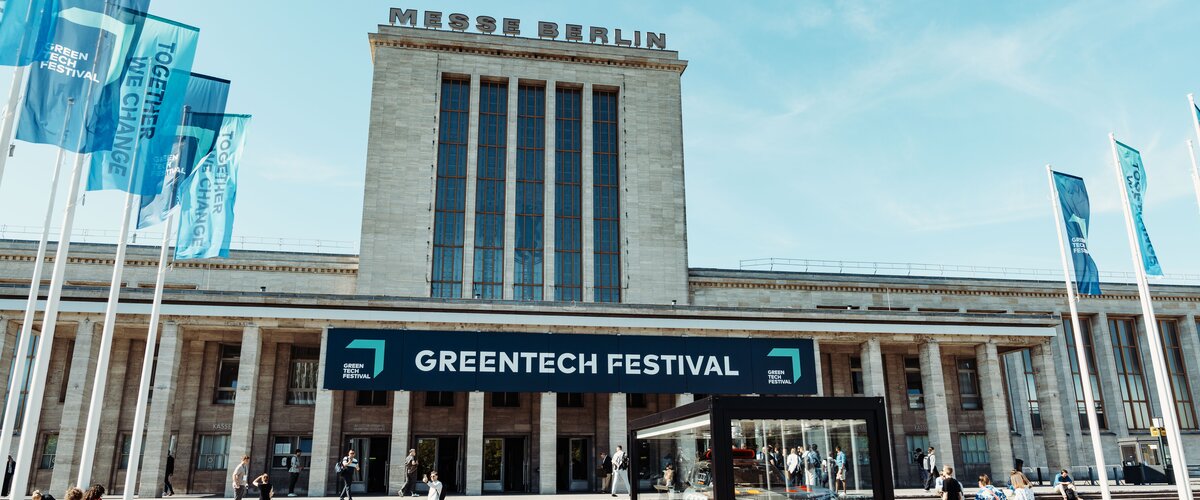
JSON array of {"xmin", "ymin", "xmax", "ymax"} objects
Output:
[
  {"xmin": 539, "ymin": 393, "xmax": 556, "ymax": 494},
  {"xmin": 609, "ymin": 393, "xmax": 627, "ymax": 461},
  {"xmin": 226, "ymin": 325, "xmax": 261, "ymax": 496},
  {"xmin": 919, "ymin": 341, "xmax": 956, "ymax": 474},
  {"xmin": 1179, "ymin": 316, "xmax": 1200, "ymax": 418},
  {"xmin": 1092, "ymin": 312, "xmax": 1129, "ymax": 436},
  {"xmin": 1003, "ymin": 353, "xmax": 1036, "ymax": 465},
  {"xmin": 140, "ymin": 322, "xmax": 184, "ymax": 497},
  {"xmin": 461, "ymin": 74, "xmax": 481, "ymax": 298},
  {"xmin": 580, "ymin": 83, "xmax": 594, "ymax": 302},
  {"xmin": 812, "ymin": 339, "xmax": 824, "ymax": 396},
  {"xmin": 387, "ymin": 391, "xmax": 412, "ymax": 495},
  {"xmin": 310, "ymin": 328, "xmax": 335, "ymax": 496},
  {"xmin": 1033, "ymin": 341, "xmax": 1071, "ymax": 470},
  {"xmin": 543, "ymin": 80, "xmax": 557, "ymax": 299},
  {"xmin": 502, "ymin": 77, "xmax": 519, "ymax": 300},
  {"xmin": 976, "ymin": 342, "xmax": 1015, "ymax": 483},
  {"xmin": 861, "ymin": 339, "xmax": 886, "ymax": 398},
  {"xmin": 465, "ymin": 392, "xmax": 484, "ymax": 495},
  {"xmin": 50, "ymin": 318, "xmax": 97, "ymax": 493}
]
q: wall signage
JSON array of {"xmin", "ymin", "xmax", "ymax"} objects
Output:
[
  {"xmin": 323, "ymin": 329, "xmax": 816, "ymax": 395},
  {"xmin": 388, "ymin": 8, "xmax": 669, "ymax": 50}
]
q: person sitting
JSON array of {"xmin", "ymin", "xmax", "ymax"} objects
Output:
[
  {"xmin": 1051, "ymin": 469, "xmax": 1076, "ymax": 499},
  {"xmin": 974, "ymin": 475, "xmax": 1007, "ymax": 500}
]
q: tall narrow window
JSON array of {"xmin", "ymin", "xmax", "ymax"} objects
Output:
[
  {"xmin": 554, "ymin": 86, "xmax": 582, "ymax": 301},
  {"xmin": 592, "ymin": 89, "xmax": 621, "ymax": 302},
  {"xmin": 849, "ymin": 357, "xmax": 865, "ymax": 396},
  {"xmin": 1109, "ymin": 318, "xmax": 1151, "ymax": 430},
  {"xmin": 2, "ymin": 329, "xmax": 38, "ymax": 431},
  {"xmin": 197, "ymin": 435, "xmax": 231, "ymax": 470},
  {"xmin": 1159, "ymin": 319, "xmax": 1197, "ymax": 429},
  {"xmin": 1020, "ymin": 350, "xmax": 1041, "ymax": 431},
  {"xmin": 1063, "ymin": 318, "xmax": 1107, "ymax": 429},
  {"xmin": 287, "ymin": 346, "xmax": 319, "ymax": 405},
  {"xmin": 215, "ymin": 344, "xmax": 240, "ymax": 404},
  {"xmin": 472, "ymin": 80, "xmax": 508, "ymax": 299},
  {"xmin": 957, "ymin": 358, "xmax": 981, "ymax": 410},
  {"xmin": 904, "ymin": 357, "xmax": 924, "ymax": 409},
  {"xmin": 431, "ymin": 78, "xmax": 471, "ymax": 298},
  {"xmin": 514, "ymin": 84, "xmax": 545, "ymax": 300}
]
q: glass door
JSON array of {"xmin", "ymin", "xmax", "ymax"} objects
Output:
[
  {"xmin": 483, "ymin": 438, "xmax": 504, "ymax": 492},
  {"xmin": 568, "ymin": 438, "xmax": 589, "ymax": 491}
]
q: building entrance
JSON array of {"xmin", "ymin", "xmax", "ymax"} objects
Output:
[
  {"xmin": 483, "ymin": 436, "xmax": 528, "ymax": 492},
  {"xmin": 345, "ymin": 435, "xmax": 390, "ymax": 494},
  {"xmin": 556, "ymin": 437, "xmax": 592, "ymax": 492},
  {"xmin": 417, "ymin": 436, "xmax": 461, "ymax": 492}
]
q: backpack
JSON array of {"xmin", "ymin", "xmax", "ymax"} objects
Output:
[
  {"xmin": 805, "ymin": 451, "xmax": 818, "ymax": 469},
  {"xmin": 334, "ymin": 460, "xmax": 343, "ymax": 474},
  {"xmin": 615, "ymin": 455, "xmax": 628, "ymax": 470},
  {"xmin": 1063, "ymin": 489, "xmax": 1077, "ymax": 500}
]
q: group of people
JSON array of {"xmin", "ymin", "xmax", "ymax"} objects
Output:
[
  {"xmin": 597, "ymin": 446, "xmax": 631, "ymax": 496},
  {"xmin": 917, "ymin": 446, "xmax": 1078, "ymax": 500},
  {"xmin": 30, "ymin": 484, "xmax": 107, "ymax": 500},
  {"xmin": 778, "ymin": 443, "xmax": 847, "ymax": 494}
]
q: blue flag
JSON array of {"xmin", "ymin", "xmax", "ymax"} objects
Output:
[
  {"xmin": 1114, "ymin": 139, "xmax": 1164, "ymax": 277},
  {"xmin": 135, "ymin": 72, "xmax": 229, "ymax": 228},
  {"xmin": 0, "ymin": 0, "xmax": 59, "ymax": 66},
  {"xmin": 175, "ymin": 114, "xmax": 250, "ymax": 260},
  {"xmin": 1052, "ymin": 171, "xmax": 1102, "ymax": 295},
  {"xmin": 14, "ymin": 0, "xmax": 151, "ymax": 151},
  {"xmin": 86, "ymin": 12, "xmax": 198, "ymax": 194}
]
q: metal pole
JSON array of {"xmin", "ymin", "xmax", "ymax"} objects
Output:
[
  {"xmin": 1107, "ymin": 137, "xmax": 1192, "ymax": 500},
  {"xmin": 0, "ymin": 98, "xmax": 73, "ymax": 460},
  {"xmin": 121, "ymin": 211, "xmax": 174, "ymax": 499},
  {"xmin": 1045, "ymin": 165, "xmax": 1111, "ymax": 499},
  {"xmin": 0, "ymin": 66, "xmax": 30, "ymax": 190}
]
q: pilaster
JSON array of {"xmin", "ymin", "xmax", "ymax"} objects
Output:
[
  {"xmin": 139, "ymin": 322, "xmax": 184, "ymax": 497},
  {"xmin": 309, "ymin": 328, "xmax": 335, "ymax": 496},
  {"xmin": 388, "ymin": 391, "xmax": 412, "ymax": 495},
  {"xmin": 49, "ymin": 319, "xmax": 97, "ymax": 493},
  {"xmin": 977, "ymin": 342, "xmax": 1015, "ymax": 483},
  {"xmin": 919, "ymin": 341, "xmax": 956, "ymax": 475},
  {"xmin": 538, "ymin": 393, "xmax": 556, "ymax": 494},
  {"xmin": 226, "ymin": 325, "xmax": 261, "ymax": 496},
  {"xmin": 465, "ymin": 392, "xmax": 484, "ymax": 495}
]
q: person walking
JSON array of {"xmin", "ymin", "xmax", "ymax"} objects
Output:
[
  {"xmin": 598, "ymin": 451, "xmax": 613, "ymax": 493},
  {"xmin": 252, "ymin": 473, "xmax": 273, "ymax": 500},
  {"xmin": 834, "ymin": 446, "xmax": 846, "ymax": 494},
  {"xmin": 422, "ymin": 472, "xmax": 443, "ymax": 500},
  {"xmin": 286, "ymin": 449, "xmax": 302, "ymax": 496},
  {"xmin": 337, "ymin": 450, "xmax": 359, "ymax": 500},
  {"xmin": 2, "ymin": 455, "xmax": 13, "ymax": 497},
  {"xmin": 1008, "ymin": 469, "xmax": 1034, "ymax": 500},
  {"xmin": 923, "ymin": 447, "xmax": 938, "ymax": 492},
  {"xmin": 233, "ymin": 456, "xmax": 250, "ymax": 500},
  {"xmin": 784, "ymin": 447, "xmax": 799, "ymax": 490},
  {"xmin": 610, "ymin": 445, "xmax": 630, "ymax": 497},
  {"xmin": 164, "ymin": 453, "xmax": 175, "ymax": 496},
  {"xmin": 401, "ymin": 449, "xmax": 420, "ymax": 497},
  {"xmin": 940, "ymin": 466, "xmax": 963, "ymax": 500}
]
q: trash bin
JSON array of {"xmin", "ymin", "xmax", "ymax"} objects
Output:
[{"xmin": 1123, "ymin": 464, "xmax": 1144, "ymax": 485}]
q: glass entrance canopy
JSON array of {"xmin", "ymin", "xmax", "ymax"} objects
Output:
[{"xmin": 629, "ymin": 396, "xmax": 894, "ymax": 500}]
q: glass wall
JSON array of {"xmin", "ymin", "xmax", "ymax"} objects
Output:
[{"xmin": 635, "ymin": 416, "xmax": 877, "ymax": 500}]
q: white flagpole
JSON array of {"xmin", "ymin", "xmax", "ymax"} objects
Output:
[
  {"xmin": 1188, "ymin": 139, "xmax": 1200, "ymax": 217},
  {"xmin": 122, "ymin": 210, "xmax": 174, "ymax": 500},
  {"xmin": 1188, "ymin": 94, "xmax": 1200, "ymax": 146},
  {"xmin": 0, "ymin": 98, "xmax": 73, "ymax": 461},
  {"xmin": 1045, "ymin": 165, "xmax": 1111, "ymax": 499},
  {"xmin": 1108, "ymin": 134, "xmax": 1192, "ymax": 500},
  {"xmin": 0, "ymin": 65, "xmax": 30, "ymax": 189}
]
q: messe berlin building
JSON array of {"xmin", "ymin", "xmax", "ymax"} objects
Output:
[{"xmin": 1, "ymin": 11, "xmax": 1199, "ymax": 497}]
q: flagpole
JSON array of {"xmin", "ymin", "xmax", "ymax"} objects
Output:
[
  {"xmin": 0, "ymin": 65, "xmax": 30, "ymax": 189},
  {"xmin": 122, "ymin": 210, "xmax": 174, "ymax": 500},
  {"xmin": 1108, "ymin": 134, "xmax": 1192, "ymax": 500},
  {"xmin": 1045, "ymin": 165, "xmax": 1111, "ymax": 499},
  {"xmin": 1189, "ymin": 94, "xmax": 1200, "ymax": 146},
  {"xmin": 0, "ymin": 98, "xmax": 73, "ymax": 462},
  {"xmin": 1188, "ymin": 139, "xmax": 1200, "ymax": 217}
]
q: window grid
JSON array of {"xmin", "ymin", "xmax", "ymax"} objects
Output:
[
  {"xmin": 272, "ymin": 436, "xmax": 313, "ymax": 470},
  {"xmin": 426, "ymin": 391, "xmax": 455, "ymax": 407},
  {"xmin": 287, "ymin": 346, "xmax": 319, "ymax": 405},
  {"xmin": 38, "ymin": 433, "xmax": 56, "ymax": 469},
  {"xmin": 904, "ymin": 357, "xmax": 924, "ymax": 409},
  {"xmin": 197, "ymin": 434, "xmax": 231, "ymax": 470},
  {"xmin": 215, "ymin": 344, "xmax": 240, "ymax": 404},
  {"xmin": 558, "ymin": 392, "xmax": 584, "ymax": 408},
  {"xmin": 356, "ymin": 390, "xmax": 387, "ymax": 406},
  {"xmin": 1021, "ymin": 350, "xmax": 1042, "ymax": 431},
  {"xmin": 957, "ymin": 358, "xmax": 981, "ymax": 410},
  {"xmin": 849, "ymin": 356, "xmax": 865, "ymax": 396},
  {"xmin": 554, "ymin": 87, "xmax": 583, "ymax": 301},
  {"xmin": 1160, "ymin": 320, "xmax": 1198, "ymax": 430},
  {"xmin": 1109, "ymin": 317, "xmax": 1152, "ymax": 430},
  {"xmin": 118, "ymin": 432, "xmax": 146, "ymax": 469},
  {"xmin": 1063, "ymin": 318, "xmax": 1107, "ymax": 430},
  {"xmin": 472, "ymin": 80, "xmax": 508, "ymax": 299},
  {"xmin": 491, "ymin": 392, "xmax": 520, "ymax": 408},
  {"xmin": 514, "ymin": 84, "xmax": 546, "ymax": 301},
  {"xmin": 431, "ymin": 78, "xmax": 471, "ymax": 298},
  {"xmin": 959, "ymin": 433, "xmax": 989, "ymax": 465},
  {"xmin": 592, "ymin": 89, "xmax": 621, "ymax": 303}
]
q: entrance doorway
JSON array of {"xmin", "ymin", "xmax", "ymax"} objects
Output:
[
  {"xmin": 345, "ymin": 436, "xmax": 390, "ymax": 494},
  {"xmin": 417, "ymin": 436, "xmax": 461, "ymax": 493},
  {"xmin": 483, "ymin": 437, "xmax": 528, "ymax": 492},
  {"xmin": 556, "ymin": 437, "xmax": 592, "ymax": 492}
]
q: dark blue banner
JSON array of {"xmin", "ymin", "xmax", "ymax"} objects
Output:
[
  {"xmin": 323, "ymin": 329, "xmax": 818, "ymax": 395},
  {"xmin": 1053, "ymin": 171, "xmax": 1101, "ymax": 296}
]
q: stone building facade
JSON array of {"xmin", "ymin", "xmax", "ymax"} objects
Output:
[{"xmin": 0, "ymin": 15, "xmax": 1195, "ymax": 498}]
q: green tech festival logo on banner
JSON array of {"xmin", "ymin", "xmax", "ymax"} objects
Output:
[
  {"xmin": 766, "ymin": 347, "xmax": 802, "ymax": 384},
  {"xmin": 344, "ymin": 339, "xmax": 386, "ymax": 379}
]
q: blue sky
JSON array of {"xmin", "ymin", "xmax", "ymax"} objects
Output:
[{"xmin": 1, "ymin": 1, "xmax": 1200, "ymax": 277}]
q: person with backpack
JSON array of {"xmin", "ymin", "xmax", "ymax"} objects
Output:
[
  {"xmin": 915, "ymin": 448, "xmax": 928, "ymax": 489},
  {"xmin": 286, "ymin": 449, "xmax": 302, "ymax": 497},
  {"xmin": 803, "ymin": 445, "xmax": 819, "ymax": 488},
  {"xmin": 336, "ymin": 449, "xmax": 359, "ymax": 500},
  {"xmin": 610, "ymin": 445, "xmax": 630, "ymax": 497},
  {"xmin": 1052, "ymin": 469, "xmax": 1077, "ymax": 499},
  {"xmin": 924, "ymin": 447, "xmax": 938, "ymax": 492}
]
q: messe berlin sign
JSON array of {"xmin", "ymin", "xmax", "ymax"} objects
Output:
[
  {"xmin": 324, "ymin": 329, "xmax": 816, "ymax": 395},
  {"xmin": 388, "ymin": 8, "xmax": 669, "ymax": 50}
]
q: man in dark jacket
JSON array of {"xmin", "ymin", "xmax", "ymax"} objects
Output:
[
  {"xmin": 164, "ymin": 453, "xmax": 175, "ymax": 496},
  {"xmin": 599, "ymin": 452, "xmax": 613, "ymax": 493}
]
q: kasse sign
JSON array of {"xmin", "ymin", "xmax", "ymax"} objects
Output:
[{"xmin": 323, "ymin": 329, "xmax": 817, "ymax": 395}]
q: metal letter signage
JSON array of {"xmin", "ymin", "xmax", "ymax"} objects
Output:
[
  {"xmin": 386, "ymin": 7, "xmax": 668, "ymax": 50},
  {"xmin": 323, "ymin": 329, "xmax": 816, "ymax": 395}
]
